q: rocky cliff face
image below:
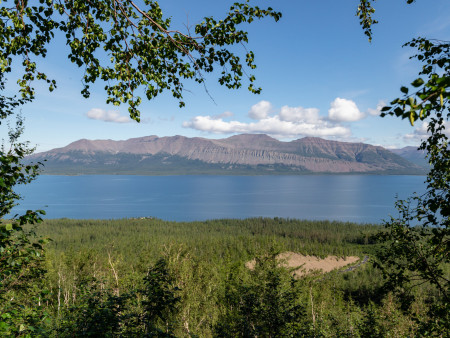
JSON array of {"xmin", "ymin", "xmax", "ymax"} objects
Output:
[{"xmin": 28, "ymin": 134, "xmax": 425, "ymax": 174}]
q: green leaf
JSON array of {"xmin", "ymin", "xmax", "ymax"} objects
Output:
[
  {"xmin": 400, "ymin": 86, "xmax": 409, "ymax": 94},
  {"xmin": 411, "ymin": 78, "xmax": 424, "ymax": 87},
  {"xmin": 5, "ymin": 223, "xmax": 13, "ymax": 231}
]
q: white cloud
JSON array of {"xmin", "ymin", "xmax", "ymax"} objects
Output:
[
  {"xmin": 405, "ymin": 122, "xmax": 429, "ymax": 140},
  {"xmin": 279, "ymin": 106, "xmax": 319, "ymax": 123},
  {"xmin": 248, "ymin": 100, "xmax": 273, "ymax": 120},
  {"xmin": 404, "ymin": 121, "xmax": 450, "ymax": 143},
  {"xmin": 183, "ymin": 116, "xmax": 247, "ymax": 134},
  {"xmin": 86, "ymin": 108, "xmax": 131, "ymax": 123},
  {"xmin": 183, "ymin": 103, "xmax": 351, "ymax": 139},
  {"xmin": 367, "ymin": 100, "xmax": 386, "ymax": 116},
  {"xmin": 184, "ymin": 99, "xmax": 395, "ymax": 139},
  {"xmin": 328, "ymin": 97, "xmax": 365, "ymax": 122}
]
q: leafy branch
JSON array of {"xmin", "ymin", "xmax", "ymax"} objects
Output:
[{"xmin": 0, "ymin": 0, "xmax": 281, "ymax": 121}]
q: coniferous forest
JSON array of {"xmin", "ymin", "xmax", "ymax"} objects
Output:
[{"xmin": 1, "ymin": 217, "xmax": 448, "ymax": 337}]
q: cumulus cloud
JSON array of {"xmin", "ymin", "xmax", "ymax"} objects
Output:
[
  {"xmin": 183, "ymin": 98, "xmax": 394, "ymax": 139},
  {"xmin": 367, "ymin": 100, "xmax": 386, "ymax": 116},
  {"xmin": 328, "ymin": 98, "xmax": 365, "ymax": 122},
  {"xmin": 279, "ymin": 106, "xmax": 319, "ymax": 123},
  {"xmin": 86, "ymin": 108, "xmax": 131, "ymax": 123},
  {"xmin": 183, "ymin": 116, "xmax": 247, "ymax": 134},
  {"xmin": 248, "ymin": 100, "xmax": 273, "ymax": 120},
  {"xmin": 183, "ymin": 102, "xmax": 351, "ymax": 139}
]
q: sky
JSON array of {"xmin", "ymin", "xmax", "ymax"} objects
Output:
[{"xmin": 2, "ymin": 0, "xmax": 450, "ymax": 152}]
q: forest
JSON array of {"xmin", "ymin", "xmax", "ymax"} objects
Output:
[{"xmin": 0, "ymin": 217, "xmax": 447, "ymax": 336}]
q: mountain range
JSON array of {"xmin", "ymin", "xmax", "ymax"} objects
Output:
[{"xmin": 27, "ymin": 134, "xmax": 427, "ymax": 175}]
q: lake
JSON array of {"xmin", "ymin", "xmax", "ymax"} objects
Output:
[{"xmin": 10, "ymin": 175, "xmax": 427, "ymax": 224}]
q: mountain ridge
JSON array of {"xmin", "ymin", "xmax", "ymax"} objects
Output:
[{"xmin": 28, "ymin": 134, "xmax": 426, "ymax": 175}]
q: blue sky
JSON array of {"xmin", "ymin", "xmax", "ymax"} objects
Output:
[{"xmin": 3, "ymin": 0, "xmax": 450, "ymax": 152}]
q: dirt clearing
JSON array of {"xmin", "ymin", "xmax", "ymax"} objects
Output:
[{"xmin": 247, "ymin": 252, "xmax": 360, "ymax": 278}]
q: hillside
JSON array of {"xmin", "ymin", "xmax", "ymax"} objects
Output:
[
  {"xmin": 390, "ymin": 146, "xmax": 429, "ymax": 169},
  {"xmin": 27, "ymin": 134, "xmax": 426, "ymax": 175}
]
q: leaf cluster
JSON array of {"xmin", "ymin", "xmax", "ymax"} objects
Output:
[
  {"xmin": 375, "ymin": 37, "xmax": 449, "ymax": 335},
  {"xmin": 354, "ymin": 2, "xmax": 449, "ymax": 333},
  {"xmin": 0, "ymin": 74, "xmax": 49, "ymax": 336},
  {"xmin": 356, "ymin": 0, "xmax": 415, "ymax": 42},
  {"xmin": 381, "ymin": 39, "xmax": 449, "ymax": 127},
  {"xmin": 0, "ymin": 0, "xmax": 281, "ymax": 120}
]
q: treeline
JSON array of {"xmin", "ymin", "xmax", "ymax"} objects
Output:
[{"xmin": 1, "ymin": 218, "xmax": 440, "ymax": 336}]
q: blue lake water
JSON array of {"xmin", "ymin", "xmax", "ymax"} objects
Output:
[{"xmin": 11, "ymin": 175, "xmax": 426, "ymax": 224}]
